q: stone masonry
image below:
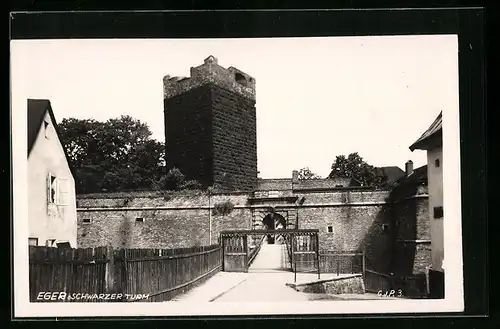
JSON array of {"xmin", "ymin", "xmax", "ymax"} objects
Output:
[
  {"xmin": 163, "ymin": 56, "xmax": 257, "ymax": 191},
  {"xmin": 76, "ymin": 178, "xmax": 429, "ymax": 278}
]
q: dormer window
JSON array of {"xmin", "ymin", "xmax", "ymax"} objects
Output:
[{"xmin": 44, "ymin": 120, "xmax": 49, "ymax": 139}]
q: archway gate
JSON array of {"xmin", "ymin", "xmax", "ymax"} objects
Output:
[{"xmin": 220, "ymin": 229, "xmax": 320, "ymax": 275}]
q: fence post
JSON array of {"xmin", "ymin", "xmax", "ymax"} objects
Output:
[
  {"xmin": 293, "ymin": 235, "xmax": 297, "ymax": 283},
  {"xmin": 362, "ymin": 248, "xmax": 366, "ymax": 278},
  {"xmin": 243, "ymin": 235, "xmax": 248, "ymax": 273},
  {"xmin": 105, "ymin": 246, "xmax": 114, "ymax": 293},
  {"xmin": 221, "ymin": 235, "xmax": 225, "ymax": 272},
  {"xmin": 316, "ymin": 234, "xmax": 320, "ymax": 280},
  {"xmin": 119, "ymin": 249, "xmax": 128, "ymax": 300}
]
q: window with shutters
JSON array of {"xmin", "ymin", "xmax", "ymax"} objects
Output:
[
  {"xmin": 47, "ymin": 174, "xmax": 69, "ymax": 207},
  {"xmin": 47, "ymin": 173, "xmax": 56, "ymax": 204},
  {"xmin": 57, "ymin": 177, "xmax": 69, "ymax": 206}
]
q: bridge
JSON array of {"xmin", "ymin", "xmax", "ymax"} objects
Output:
[{"xmin": 172, "ymin": 229, "xmax": 349, "ymax": 302}]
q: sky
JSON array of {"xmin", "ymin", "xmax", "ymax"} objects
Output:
[{"xmin": 11, "ymin": 35, "xmax": 458, "ymax": 178}]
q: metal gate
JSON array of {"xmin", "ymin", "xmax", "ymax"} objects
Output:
[{"xmin": 220, "ymin": 229, "xmax": 320, "ymax": 274}]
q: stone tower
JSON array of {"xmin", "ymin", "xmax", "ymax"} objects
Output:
[{"xmin": 163, "ymin": 56, "xmax": 258, "ymax": 191}]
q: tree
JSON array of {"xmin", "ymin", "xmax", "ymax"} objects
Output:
[
  {"xmin": 163, "ymin": 167, "xmax": 185, "ymax": 191},
  {"xmin": 328, "ymin": 152, "xmax": 387, "ymax": 188},
  {"xmin": 297, "ymin": 167, "xmax": 321, "ymax": 180},
  {"xmin": 58, "ymin": 115, "xmax": 165, "ymax": 193}
]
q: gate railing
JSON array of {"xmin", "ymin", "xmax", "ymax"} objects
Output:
[
  {"xmin": 220, "ymin": 229, "xmax": 320, "ymax": 275},
  {"xmin": 284, "ymin": 236, "xmax": 294, "ymax": 270},
  {"xmin": 283, "ymin": 234, "xmax": 321, "ymax": 283}
]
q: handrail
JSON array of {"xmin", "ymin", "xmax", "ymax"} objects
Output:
[{"xmin": 247, "ymin": 236, "xmax": 265, "ymax": 267}]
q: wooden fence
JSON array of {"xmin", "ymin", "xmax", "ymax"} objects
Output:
[{"xmin": 29, "ymin": 244, "xmax": 222, "ymax": 302}]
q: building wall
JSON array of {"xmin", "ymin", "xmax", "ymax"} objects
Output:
[
  {"xmin": 28, "ymin": 112, "xmax": 78, "ymax": 247},
  {"xmin": 77, "ymin": 192, "xmax": 253, "ymax": 249},
  {"xmin": 294, "ymin": 177, "xmax": 353, "ymax": 190},
  {"xmin": 211, "ymin": 85, "xmax": 257, "ymax": 191},
  {"xmin": 391, "ymin": 197, "xmax": 431, "ymax": 276},
  {"xmin": 293, "ymin": 190, "xmax": 393, "ymax": 273},
  {"xmin": 164, "ymin": 84, "xmax": 257, "ymax": 191},
  {"xmin": 76, "ymin": 185, "xmax": 430, "ymax": 280},
  {"xmin": 76, "ymin": 189, "xmax": 401, "ymax": 273},
  {"xmin": 427, "ymin": 146, "xmax": 444, "ymax": 272},
  {"xmin": 163, "ymin": 58, "xmax": 258, "ymax": 191},
  {"xmin": 388, "ymin": 178, "xmax": 431, "ymax": 276},
  {"xmin": 164, "ymin": 85, "xmax": 214, "ymax": 187}
]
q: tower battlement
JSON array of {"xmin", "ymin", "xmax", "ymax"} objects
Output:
[
  {"xmin": 163, "ymin": 55, "xmax": 256, "ymax": 100},
  {"xmin": 163, "ymin": 56, "xmax": 258, "ymax": 191}
]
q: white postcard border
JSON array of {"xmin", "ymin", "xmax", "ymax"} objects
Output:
[{"xmin": 11, "ymin": 35, "xmax": 464, "ymax": 317}]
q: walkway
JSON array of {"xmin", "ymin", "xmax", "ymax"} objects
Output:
[
  {"xmin": 173, "ymin": 241, "xmax": 352, "ymax": 302},
  {"xmin": 212, "ymin": 272, "xmax": 309, "ymax": 302},
  {"xmin": 248, "ymin": 242, "xmax": 290, "ymax": 272},
  {"xmin": 172, "ymin": 271, "xmax": 352, "ymax": 302},
  {"xmin": 171, "ymin": 272, "xmax": 249, "ymax": 302}
]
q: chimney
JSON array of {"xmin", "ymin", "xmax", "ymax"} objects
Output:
[
  {"xmin": 292, "ymin": 170, "xmax": 299, "ymax": 183},
  {"xmin": 405, "ymin": 160, "xmax": 414, "ymax": 177}
]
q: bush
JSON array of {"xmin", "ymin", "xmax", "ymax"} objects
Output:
[
  {"xmin": 164, "ymin": 167, "xmax": 185, "ymax": 190},
  {"xmin": 212, "ymin": 200, "xmax": 235, "ymax": 216}
]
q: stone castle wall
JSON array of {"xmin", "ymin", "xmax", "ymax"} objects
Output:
[
  {"xmin": 390, "ymin": 184, "xmax": 431, "ymax": 276},
  {"xmin": 76, "ymin": 187, "xmax": 428, "ymax": 275},
  {"xmin": 77, "ymin": 192, "xmax": 252, "ymax": 249}
]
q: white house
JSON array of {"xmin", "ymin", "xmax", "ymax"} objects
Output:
[
  {"xmin": 27, "ymin": 99, "xmax": 77, "ymax": 248},
  {"xmin": 410, "ymin": 111, "xmax": 444, "ymax": 298}
]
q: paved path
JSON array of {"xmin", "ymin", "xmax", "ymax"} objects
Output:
[
  {"xmin": 172, "ymin": 271, "xmax": 352, "ymax": 302},
  {"xmin": 248, "ymin": 243, "xmax": 289, "ymax": 272},
  {"xmin": 173, "ymin": 241, "xmax": 358, "ymax": 302},
  {"xmin": 212, "ymin": 272, "xmax": 309, "ymax": 302},
  {"xmin": 171, "ymin": 272, "xmax": 249, "ymax": 302}
]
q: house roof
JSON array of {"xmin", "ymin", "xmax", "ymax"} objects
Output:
[
  {"xmin": 374, "ymin": 166, "xmax": 405, "ymax": 183},
  {"xmin": 257, "ymin": 178, "xmax": 292, "ymax": 191},
  {"xmin": 27, "ymin": 99, "xmax": 76, "ymax": 178},
  {"xmin": 397, "ymin": 165, "xmax": 428, "ymax": 185},
  {"xmin": 329, "ymin": 166, "xmax": 404, "ymax": 185},
  {"xmin": 409, "ymin": 112, "xmax": 443, "ymax": 151},
  {"xmin": 28, "ymin": 99, "xmax": 52, "ymax": 155},
  {"xmin": 388, "ymin": 165, "xmax": 427, "ymax": 200}
]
